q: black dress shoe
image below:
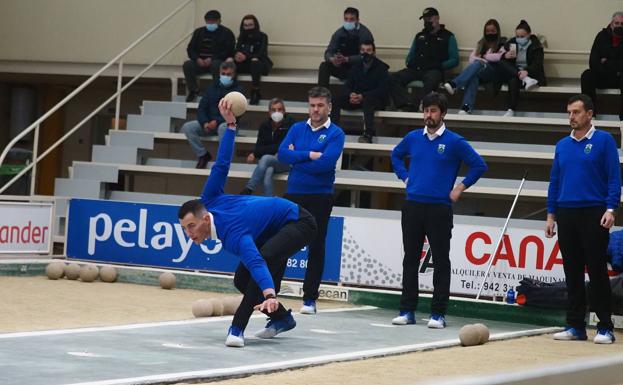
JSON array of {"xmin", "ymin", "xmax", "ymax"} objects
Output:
[
  {"xmin": 250, "ymin": 89, "xmax": 261, "ymax": 105},
  {"xmin": 240, "ymin": 187, "xmax": 253, "ymax": 195},
  {"xmin": 195, "ymin": 152, "xmax": 213, "ymax": 169},
  {"xmin": 185, "ymin": 91, "xmax": 198, "ymax": 103},
  {"xmin": 358, "ymin": 134, "xmax": 373, "ymax": 144}
]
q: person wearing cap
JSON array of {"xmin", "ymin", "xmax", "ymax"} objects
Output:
[
  {"xmin": 183, "ymin": 10, "xmax": 236, "ymax": 102},
  {"xmin": 389, "ymin": 7, "xmax": 458, "ymax": 111},
  {"xmin": 581, "ymin": 12, "xmax": 623, "ymax": 120},
  {"xmin": 317, "ymin": 7, "xmax": 375, "ymax": 88},
  {"xmin": 496, "ymin": 19, "xmax": 546, "ymax": 117}
]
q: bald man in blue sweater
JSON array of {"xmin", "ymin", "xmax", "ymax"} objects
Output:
[
  {"xmin": 178, "ymin": 99, "xmax": 317, "ymax": 348},
  {"xmin": 547, "ymin": 94, "xmax": 620, "ymax": 344},
  {"xmin": 391, "ymin": 92, "xmax": 486, "ymax": 328}
]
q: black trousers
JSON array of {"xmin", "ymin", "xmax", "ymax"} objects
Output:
[
  {"xmin": 556, "ymin": 206, "xmax": 613, "ymax": 330},
  {"xmin": 331, "ymin": 92, "xmax": 388, "ymax": 137},
  {"xmin": 285, "ymin": 193, "xmax": 334, "ymax": 301},
  {"xmin": 231, "ymin": 206, "xmax": 317, "ymax": 330},
  {"xmin": 581, "ymin": 68, "xmax": 623, "ymax": 117},
  {"xmin": 495, "ymin": 60, "xmax": 523, "ymax": 110},
  {"xmin": 399, "ymin": 201, "xmax": 453, "ymax": 315},
  {"xmin": 182, "ymin": 58, "xmax": 223, "ymax": 93},
  {"xmin": 318, "ymin": 61, "xmax": 352, "ymax": 88},
  {"xmin": 389, "ymin": 68, "xmax": 443, "ymax": 108},
  {"xmin": 236, "ymin": 59, "xmax": 272, "ymax": 88}
]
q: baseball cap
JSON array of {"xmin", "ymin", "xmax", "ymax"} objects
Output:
[{"xmin": 419, "ymin": 7, "xmax": 439, "ymax": 19}]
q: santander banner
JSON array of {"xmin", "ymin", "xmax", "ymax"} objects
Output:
[
  {"xmin": 0, "ymin": 202, "xmax": 53, "ymax": 253},
  {"xmin": 339, "ymin": 215, "xmax": 565, "ymax": 297}
]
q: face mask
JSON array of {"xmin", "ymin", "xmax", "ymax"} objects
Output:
[
  {"xmin": 614, "ymin": 26, "xmax": 623, "ymax": 36},
  {"xmin": 484, "ymin": 33, "xmax": 498, "ymax": 42},
  {"xmin": 361, "ymin": 52, "xmax": 373, "ymax": 63},
  {"xmin": 515, "ymin": 36, "xmax": 529, "ymax": 46},
  {"xmin": 343, "ymin": 21, "xmax": 356, "ymax": 31},
  {"xmin": 270, "ymin": 111, "xmax": 284, "ymax": 123},
  {"xmin": 220, "ymin": 75, "xmax": 233, "ymax": 87},
  {"xmin": 206, "ymin": 23, "xmax": 218, "ymax": 32},
  {"xmin": 424, "ymin": 21, "xmax": 434, "ymax": 31}
]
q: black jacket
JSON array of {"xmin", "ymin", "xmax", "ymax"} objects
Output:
[
  {"xmin": 236, "ymin": 31, "xmax": 273, "ymax": 66},
  {"xmin": 324, "ymin": 23, "xmax": 374, "ymax": 64},
  {"xmin": 187, "ymin": 25, "xmax": 236, "ymax": 61},
  {"xmin": 589, "ymin": 27, "xmax": 623, "ymax": 75},
  {"xmin": 344, "ymin": 56, "xmax": 390, "ymax": 100},
  {"xmin": 253, "ymin": 116, "xmax": 295, "ymax": 158},
  {"xmin": 406, "ymin": 25, "xmax": 458, "ymax": 71},
  {"xmin": 503, "ymin": 35, "xmax": 547, "ymax": 86}
]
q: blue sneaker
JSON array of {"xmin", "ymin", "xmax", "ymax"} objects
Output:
[
  {"xmin": 427, "ymin": 313, "xmax": 446, "ymax": 329},
  {"xmin": 594, "ymin": 328, "xmax": 616, "ymax": 344},
  {"xmin": 553, "ymin": 327, "xmax": 588, "ymax": 341},
  {"xmin": 300, "ymin": 299, "xmax": 317, "ymax": 314},
  {"xmin": 392, "ymin": 311, "xmax": 416, "ymax": 325},
  {"xmin": 225, "ymin": 325, "xmax": 244, "ymax": 347},
  {"xmin": 254, "ymin": 311, "xmax": 297, "ymax": 339}
]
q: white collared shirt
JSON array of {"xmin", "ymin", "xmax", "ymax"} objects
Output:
[
  {"xmin": 570, "ymin": 125, "xmax": 596, "ymax": 142},
  {"xmin": 207, "ymin": 212, "xmax": 219, "ymax": 241},
  {"xmin": 423, "ymin": 123, "xmax": 446, "ymax": 141},
  {"xmin": 306, "ymin": 117, "xmax": 332, "ymax": 132}
]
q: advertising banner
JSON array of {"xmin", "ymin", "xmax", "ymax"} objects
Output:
[{"xmin": 0, "ymin": 202, "xmax": 53, "ymax": 253}]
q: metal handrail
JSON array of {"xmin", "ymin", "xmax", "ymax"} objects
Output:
[{"xmin": 0, "ymin": 0, "xmax": 193, "ymax": 193}]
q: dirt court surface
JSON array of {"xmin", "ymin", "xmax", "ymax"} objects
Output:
[{"xmin": 3, "ymin": 276, "xmax": 622, "ymax": 385}]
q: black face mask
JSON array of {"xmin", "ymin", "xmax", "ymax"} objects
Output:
[
  {"xmin": 361, "ymin": 53, "xmax": 374, "ymax": 63},
  {"xmin": 424, "ymin": 21, "xmax": 434, "ymax": 31},
  {"xmin": 614, "ymin": 26, "xmax": 623, "ymax": 37},
  {"xmin": 241, "ymin": 29, "xmax": 258, "ymax": 40},
  {"xmin": 484, "ymin": 33, "xmax": 498, "ymax": 42}
]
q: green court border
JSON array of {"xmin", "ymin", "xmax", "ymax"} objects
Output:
[{"xmin": 1, "ymin": 261, "xmax": 566, "ymax": 327}]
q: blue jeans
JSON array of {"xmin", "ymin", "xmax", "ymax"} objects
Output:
[
  {"xmin": 245, "ymin": 154, "xmax": 290, "ymax": 196},
  {"xmin": 181, "ymin": 120, "xmax": 229, "ymax": 157},
  {"xmin": 451, "ymin": 61, "xmax": 498, "ymax": 110}
]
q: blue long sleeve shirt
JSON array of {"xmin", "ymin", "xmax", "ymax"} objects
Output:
[
  {"xmin": 278, "ymin": 119, "xmax": 345, "ymax": 194},
  {"xmin": 547, "ymin": 128, "xmax": 621, "ymax": 214},
  {"xmin": 391, "ymin": 127, "xmax": 487, "ymax": 205},
  {"xmin": 200, "ymin": 128, "xmax": 299, "ymax": 291}
]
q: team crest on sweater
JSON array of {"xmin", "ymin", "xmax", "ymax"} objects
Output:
[
  {"xmin": 437, "ymin": 144, "xmax": 445, "ymax": 154},
  {"xmin": 584, "ymin": 143, "xmax": 592, "ymax": 154},
  {"xmin": 318, "ymin": 134, "xmax": 327, "ymax": 143}
]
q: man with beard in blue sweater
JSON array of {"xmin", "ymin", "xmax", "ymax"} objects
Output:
[
  {"xmin": 178, "ymin": 99, "xmax": 317, "ymax": 348},
  {"xmin": 546, "ymin": 94, "xmax": 620, "ymax": 344},
  {"xmin": 391, "ymin": 92, "xmax": 486, "ymax": 329}
]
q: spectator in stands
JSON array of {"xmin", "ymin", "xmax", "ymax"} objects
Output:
[
  {"xmin": 546, "ymin": 94, "xmax": 619, "ymax": 344},
  {"xmin": 331, "ymin": 40, "xmax": 389, "ymax": 143},
  {"xmin": 443, "ymin": 19, "xmax": 507, "ymax": 115},
  {"xmin": 240, "ymin": 98, "xmax": 294, "ymax": 196},
  {"xmin": 234, "ymin": 15, "xmax": 273, "ymax": 105},
  {"xmin": 496, "ymin": 20, "xmax": 546, "ymax": 117},
  {"xmin": 178, "ymin": 99, "xmax": 317, "ymax": 347},
  {"xmin": 390, "ymin": 92, "xmax": 486, "ymax": 329},
  {"xmin": 317, "ymin": 7, "xmax": 374, "ymax": 88},
  {"xmin": 278, "ymin": 86, "xmax": 345, "ymax": 315},
  {"xmin": 183, "ymin": 10, "xmax": 236, "ymax": 102},
  {"xmin": 182, "ymin": 61, "xmax": 243, "ymax": 169},
  {"xmin": 389, "ymin": 7, "xmax": 458, "ymax": 111},
  {"xmin": 581, "ymin": 12, "xmax": 623, "ymax": 120}
]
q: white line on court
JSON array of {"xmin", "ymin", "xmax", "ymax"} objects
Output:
[
  {"xmin": 370, "ymin": 323, "xmax": 397, "ymax": 328},
  {"xmin": 0, "ymin": 305, "xmax": 377, "ymax": 339},
  {"xmin": 65, "ymin": 327, "xmax": 560, "ymax": 385}
]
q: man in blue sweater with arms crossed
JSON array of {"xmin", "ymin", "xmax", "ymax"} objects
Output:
[
  {"xmin": 278, "ymin": 86, "xmax": 345, "ymax": 315},
  {"xmin": 178, "ymin": 99, "xmax": 317, "ymax": 348},
  {"xmin": 391, "ymin": 92, "xmax": 486, "ymax": 328},
  {"xmin": 546, "ymin": 94, "xmax": 620, "ymax": 344}
]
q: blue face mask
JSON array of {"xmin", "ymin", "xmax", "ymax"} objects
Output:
[
  {"xmin": 206, "ymin": 23, "xmax": 218, "ymax": 32},
  {"xmin": 515, "ymin": 36, "xmax": 529, "ymax": 46},
  {"xmin": 220, "ymin": 75, "xmax": 233, "ymax": 87},
  {"xmin": 343, "ymin": 21, "xmax": 356, "ymax": 31}
]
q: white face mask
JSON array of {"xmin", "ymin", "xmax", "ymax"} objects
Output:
[{"xmin": 270, "ymin": 111, "xmax": 284, "ymax": 123}]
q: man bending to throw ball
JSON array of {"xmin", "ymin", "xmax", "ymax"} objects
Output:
[{"xmin": 178, "ymin": 99, "xmax": 317, "ymax": 347}]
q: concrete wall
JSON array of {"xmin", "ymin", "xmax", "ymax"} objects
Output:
[{"xmin": 0, "ymin": 0, "xmax": 620, "ymax": 78}]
